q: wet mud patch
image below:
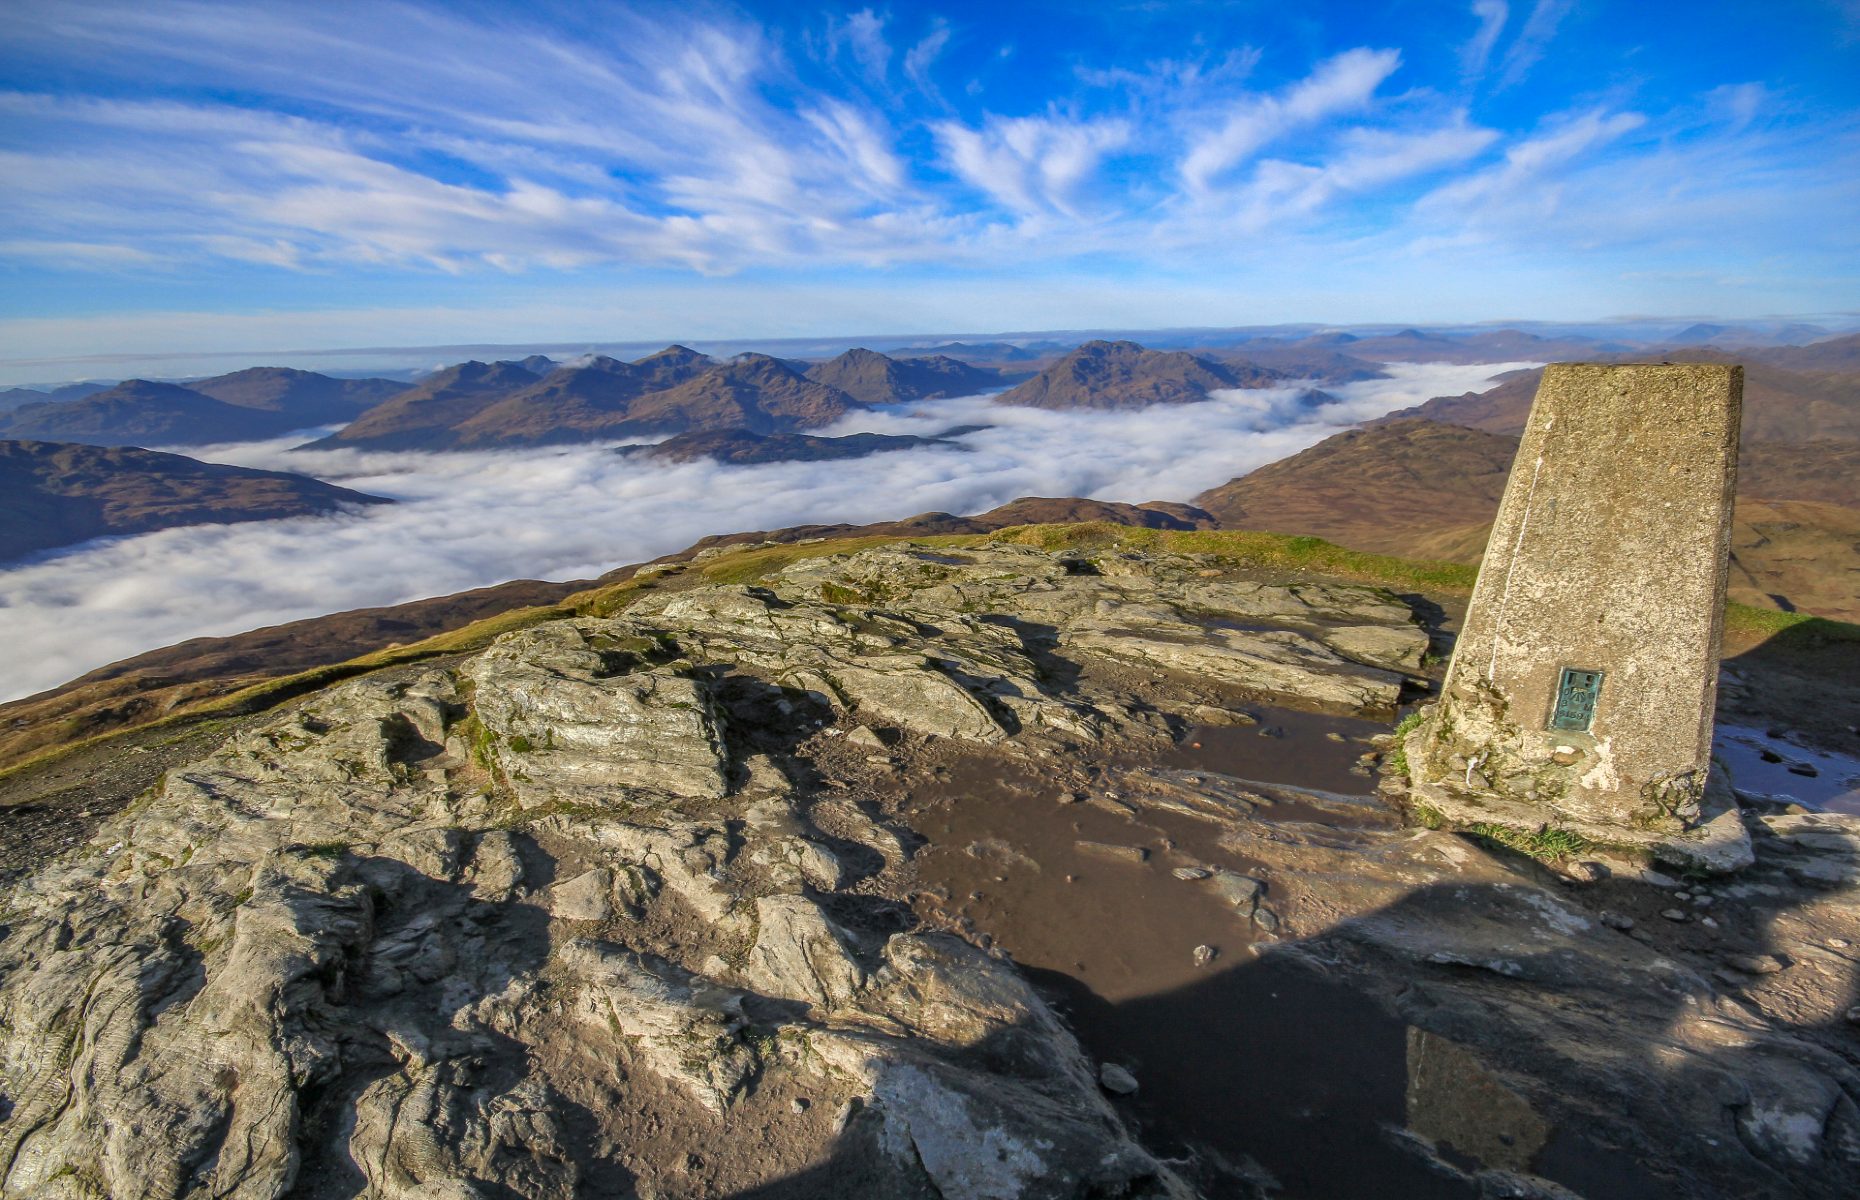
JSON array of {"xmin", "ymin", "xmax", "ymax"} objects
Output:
[
  {"xmin": 898, "ymin": 714, "xmax": 1494, "ymax": 1197},
  {"xmin": 1155, "ymin": 704, "xmax": 1387, "ymax": 796}
]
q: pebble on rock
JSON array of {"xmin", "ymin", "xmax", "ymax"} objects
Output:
[
  {"xmin": 1076, "ymin": 840, "xmax": 1148, "ymax": 864},
  {"xmin": 1600, "ymin": 912, "xmax": 1635, "ymax": 931},
  {"xmin": 1661, "ymin": 909, "xmax": 1689, "ymax": 922},
  {"xmin": 1725, "ymin": 954, "xmax": 1787, "ymax": 975},
  {"xmin": 1192, "ymin": 944, "xmax": 1217, "ymax": 967},
  {"xmin": 1099, "ymin": 1063, "xmax": 1140, "ymax": 1095},
  {"xmin": 1172, "ymin": 867, "xmax": 1212, "ymax": 881}
]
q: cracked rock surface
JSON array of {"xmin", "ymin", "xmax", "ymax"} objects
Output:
[{"xmin": 0, "ymin": 544, "xmax": 1422, "ymax": 1198}]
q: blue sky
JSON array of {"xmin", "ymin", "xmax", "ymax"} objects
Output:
[{"xmin": 1, "ymin": 0, "xmax": 1856, "ymax": 362}]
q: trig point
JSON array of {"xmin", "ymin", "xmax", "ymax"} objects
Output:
[{"xmin": 1404, "ymin": 362, "xmax": 1752, "ymax": 871}]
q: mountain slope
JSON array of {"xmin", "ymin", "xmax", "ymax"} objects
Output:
[
  {"xmin": 1384, "ymin": 360, "xmax": 1860, "ymax": 443},
  {"xmin": 186, "ymin": 367, "xmax": 403, "ymax": 421},
  {"xmin": 1195, "ymin": 417, "xmax": 1860, "ymax": 619},
  {"xmin": 305, "ymin": 360, "xmax": 546, "ymax": 449},
  {"xmin": 0, "ymin": 381, "xmax": 291, "ymax": 446},
  {"xmin": 0, "ymin": 438, "xmax": 389, "ymax": 562},
  {"xmin": 995, "ymin": 340, "xmax": 1281, "ymax": 410},
  {"xmin": 804, "ymin": 348, "xmax": 1002, "ymax": 403},
  {"xmin": 1194, "ymin": 419, "xmax": 1516, "ymax": 561},
  {"xmin": 625, "ymin": 428, "xmax": 966, "ymax": 464}
]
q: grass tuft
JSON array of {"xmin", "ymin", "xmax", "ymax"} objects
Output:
[{"xmin": 1467, "ymin": 821, "xmax": 1593, "ymax": 862}]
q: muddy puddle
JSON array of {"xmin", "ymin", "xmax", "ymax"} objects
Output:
[{"xmin": 900, "ymin": 705, "xmax": 1662, "ymax": 1198}]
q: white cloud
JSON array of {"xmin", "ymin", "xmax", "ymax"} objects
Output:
[
  {"xmin": 1420, "ymin": 108, "xmax": 1646, "ymax": 218},
  {"xmin": 1494, "ymin": 0, "xmax": 1574, "ymax": 90},
  {"xmin": 904, "ymin": 23, "xmax": 952, "ymax": 97},
  {"xmin": 0, "ymin": 362, "xmax": 1529, "ymax": 701},
  {"xmin": 933, "ymin": 113, "xmax": 1132, "ymax": 218},
  {"xmin": 1462, "ymin": 1, "xmax": 1509, "ymax": 77},
  {"xmin": 1181, "ymin": 48, "xmax": 1402, "ymax": 195}
]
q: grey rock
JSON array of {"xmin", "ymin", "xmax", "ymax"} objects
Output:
[
  {"xmin": 550, "ymin": 869, "xmax": 613, "ymax": 922},
  {"xmin": 1725, "ymin": 953, "xmax": 1787, "ymax": 975},
  {"xmin": 1100, "ymin": 1063, "xmax": 1140, "ymax": 1095},
  {"xmin": 740, "ymin": 894, "xmax": 866, "ymax": 1009}
]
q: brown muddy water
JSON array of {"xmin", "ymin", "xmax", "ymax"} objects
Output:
[{"xmin": 899, "ymin": 707, "xmax": 1589, "ymax": 1199}]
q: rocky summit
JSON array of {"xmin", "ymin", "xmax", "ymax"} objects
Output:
[{"xmin": 1, "ymin": 542, "xmax": 1857, "ymax": 1198}]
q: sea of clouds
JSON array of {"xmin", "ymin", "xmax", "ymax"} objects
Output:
[{"xmin": 0, "ymin": 361, "xmax": 1528, "ymax": 701}]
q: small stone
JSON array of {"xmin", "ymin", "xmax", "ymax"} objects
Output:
[
  {"xmin": 1253, "ymin": 907, "xmax": 1280, "ymax": 933},
  {"xmin": 1786, "ymin": 763, "xmax": 1819, "ymax": 778},
  {"xmin": 1692, "ymin": 895, "xmax": 1713, "ymax": 907},
  {"xmin": 1075, "ymin": 841, "xmax": 1148, "ymax": 864},
  {"xmin": 790, "ymin": 1098, "xmax": 810, "ymax": 1115},
  {"xmin": 1563, "ymin": 860, "xmax": 1607, "ymax": 883},
  {"xmin": 1700, "ymin": 916, "xmax": 1719, "ymax": 929},
  {"xmin": 1057, "ymin": 792, "xmax": 1084, "ymax": 804},
  {"xmin": 1830, "ymin": 938, "xmax": 1851, "ymax": 949},
  {"xmin": 1192, "ymin": 944, "xmax": 1217, "ymax": 967},
  {"xmin": 1661, "ymin": 908, "xmax": 1689, "ymax": 922},
  {"xmin": 1847, "ymin": 1006, "xmax": 1860, "ymax": 1025},
  {"xmin": 1209, "ymin": 869, "xmax": 1263, "ymax": 910},
  {"xmin": 1171, "ymin": 867, "xmax": 1211, "ymax": 881},
  {"xmin": 1257, "ymin": 726, "xmax": 1285, "ymax": 739},
  {"xmin": 1600, "ymin": 912, "xmax": 1635, "ymax": 931},
  {"xmin": 845, "ymin": 726, "xmax": 886, "ymax": 750},
  {"xmin": 1326, "ymin": 732, "xmax": 1347, "ymax": 742},
  {"xmin": 1725, "ymin": 953, "xmax": 1787, "ymax": 975},
  {"xmin": 1675, "ymin": 891, "xmax": 1692, "ymax": 901},
  {"xmin": 1099, "ymin": 1063, "xmax": 1139, "ymax": 1095},
  {"xmin": 832, "ymin": 1099, "xmax": 859, "ymax": 1133}
]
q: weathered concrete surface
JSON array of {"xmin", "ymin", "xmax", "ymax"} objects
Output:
[{"xmin": 1412, "ymin": 363, "xmax": 1749, "ymax": 869}]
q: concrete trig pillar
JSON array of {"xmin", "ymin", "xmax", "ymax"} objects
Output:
[{"xmin": 1402, "ymin": 363, "xmax": 1751, "ymax": 871}]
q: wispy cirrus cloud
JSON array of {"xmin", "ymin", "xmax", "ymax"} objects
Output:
[{"xmin": 0, "ymin": 0, "xmax": 1854, "ymax": 341}]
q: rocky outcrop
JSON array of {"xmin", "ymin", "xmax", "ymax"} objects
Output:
[{"xmin": 9, "ymin": 541, "xmax": 1422, "ymax": 1198}]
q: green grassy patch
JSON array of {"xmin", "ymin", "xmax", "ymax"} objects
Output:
[
  {"xmin": 1466, "ymin": 821, "xmax": 1593, "ymax": 862},
  {"xmin": 1724, "ymin": 600, "xmax": 1860, "ymax": 643}
]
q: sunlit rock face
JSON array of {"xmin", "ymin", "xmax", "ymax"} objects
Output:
[{"xmin": 4, "ymin": 541, "xmax": 1423, "ymax": 1199}]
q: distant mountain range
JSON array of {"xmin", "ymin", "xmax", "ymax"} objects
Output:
[
  {"xmin": 5, "ymin": 329, "xmax": 1857, "ymax": 460},
  {"xmin": 622, "ymin": 426, "xmax": 981, "ymax": 465},
  {"xmin": 306, "ymin": 348, "xmax": 869, "ymax": 451},
  {"xmin": 995, "ymin": 340, "xmax": 1287, "ymax": 410},
  {"xmin": 803, "ymin": 348, "xmax": 1009, "ymax": 403},
  {"xmin": 0, "ymin": 369, "xmax": 403, "ymax": 446},
  {"xmin": 0, "ymin": 381, "xmax": 112, "ymax": 413},
  {"xmin": 0, "ymin": 439, "xmax": 389, "ymax": 563}
]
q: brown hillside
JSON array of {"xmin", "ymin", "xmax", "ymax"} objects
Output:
[
  {"xmin": 1384, "ymin": 360, "xmax": 1860, "ymax": 443},
  {"xmin": 0, "ymin": 439, "xmax": 389, "ymax": 562},
  {"xmin": 1195, "ymin": 418, "xmax": 1860, "ymax": 620}
]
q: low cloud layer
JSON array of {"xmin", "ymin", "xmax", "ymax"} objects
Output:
[{"xmin": 0, "ymin": 362, "xmax": 1521, "ymax": 700}]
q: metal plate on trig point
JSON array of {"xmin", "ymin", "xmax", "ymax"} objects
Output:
[{"xmin": 1551, "ymin": 668, "xmax": 1603, "ymax": 732}]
